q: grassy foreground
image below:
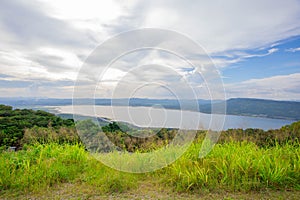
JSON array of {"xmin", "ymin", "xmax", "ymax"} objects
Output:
[{"xmin": 0, "ymin": 140, "xmax": 299, "ymax": 199}]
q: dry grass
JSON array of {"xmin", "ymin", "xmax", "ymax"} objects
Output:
[{"xmin": 1, "ymin": 182, "xmax": 299, "ymax": 200}]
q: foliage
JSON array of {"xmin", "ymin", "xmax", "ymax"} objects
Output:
[
  {"xmin": 0, "ymin": 143, "xmax": 137, "ymax": 193},
  {"xmin": 0, "ymin": 105, "xmax": 74, "ymax": 147},
  {"xmin": 21, "ymin": 126, "xmax": 80, "ymax": 145},
  {"xmin": 76, "ymin": 119, "xmax": 176, "ymax": 152},
  {"xmin": 74, "ymin": 119, "xmax": 300, "ymax": 152},
  {"xmin": 0, "ymin": 104, "xmax": 300, "ymax": 196},
  {"xmin": 1, "ymin": 103, "xmax": 300, "ymax": 153},
  {"xmin": 101, "ymin": 122, "xmax": 123, "ymax": 133},
  {"xmin": 0, "ymin": 141, "xmax": 299, "ymax": 195},
  {"xmin": 165, "ymin": 140, "xmax": 300, "ymax": 192},
  {"xmin": 217, "ymin": 120, "xmax": 300, "ymax": 147}
]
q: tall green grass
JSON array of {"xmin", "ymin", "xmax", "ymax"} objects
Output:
[
  {"xmin": 0, "ymin": 143, "xmax": 87, "ymax": 191},
  {"xmin": 0, "ymin": 140, "xmax": 299, "ymax": 195},
  {"xmin": 164, "ymin": 140, "xmax": 300, "ymax": 192},
  {"xmin": 0, "ymin": 143, "xmax": 138, "ymax": 193}
]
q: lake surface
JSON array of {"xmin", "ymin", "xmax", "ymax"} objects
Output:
[{"xmin": 50, "ymin": 105, "xmax": 296, "ymax": 131}]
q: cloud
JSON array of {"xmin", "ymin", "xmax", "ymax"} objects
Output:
[
  {"xmin": 0, "ymin": 0, "xmax": 107, "ymax": 89},
  {"xmin": 0, "ymin": 74, "xmax": 14, "ymax": 79},
  {"xmin": 225, "ymin": 73, "xmax": 300, "ymax": 100},
  {"xmin": 286, "ymin": 47, "xmax": 300, "ymax": 52},
  {"xmin": 211, "ymin": 48, "xmax": 279, "ymax": 68},
  {"xmin": 125, "ymin": 0, "xmax": 300, "ymax": 53},
  {"xmin": 0, "ymin": 1, "xmax": 94, "ymax": 48},
  {"xmin": 0, "ymin": 0, "xmax": 300, "ymax": 99},
  {"xmin": 0, "ymin": 76, "xmax": 75, "ymax": 98}
]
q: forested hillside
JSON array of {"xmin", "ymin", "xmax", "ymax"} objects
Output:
[
  {"xmin": 0, "ymin": 105, "xmax": 75, "ymax": 147},
  {"xmin": 201, "ymin": 98, "xmax": 300, "ymax": 120},
  {"xmin": 1, "ymin": 104, "xmax": 300, "ymax": 152}
]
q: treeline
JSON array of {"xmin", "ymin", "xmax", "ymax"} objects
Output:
[
  {"xmin": 0, "ymin": 105, "xmax": 75, "ymax": 147},
  {"xmin": 218, "ymin": 122, "xmax": 300, "ymax": 147},
  {"xmin": 76, "ymin": 120, "xmax": 177, "ymax": 152},
  {"xmin": 0, "ymin": 105, "xmax": 299, "ymax": 152},
  {"xmin": 77, "ymin": 120, "xmax": 300, "ymax": 153}
]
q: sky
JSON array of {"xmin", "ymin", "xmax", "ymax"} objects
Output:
[{"xmin": 0, "ymin": 0, "xmax": 300, "ymax": 100}]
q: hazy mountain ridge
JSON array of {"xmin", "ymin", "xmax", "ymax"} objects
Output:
[
  {"xmin": 0, "ymin": 97, "xmax": 299, "ymax": 120},
  {"xmin": 201, "ymin": 98, "xmax": 300, "ymax": 120}
]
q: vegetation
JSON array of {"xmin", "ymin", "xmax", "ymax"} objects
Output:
[
  {"xmin": 165, "ymin": 140, "xmax": 299, "ymax": 192},
  {"xmin": 218, "ymin": 121, "xmax": 300, "ymax": 147},
  {"xmin": 0, "ymin": 140, "xmax": 299, "ymax": 197},
  {"xmin": 0, "ymin": 105, "xmax": 299, "ymax": 198},
  {"xmin": 0, "ymin": 105, "xmax": 75, "ymax": 147},
  {"xmin": 77, "ymin": 119, "xmax": 300, "ymax": 153},
  {"xmin": 76, "ymin": 120, "xmax": 176, "ymax": 152}
]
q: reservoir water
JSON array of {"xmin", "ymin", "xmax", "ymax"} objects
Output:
[{"xmin": 49, "ymin": 105, "xmax": 296, "ymax": 131}]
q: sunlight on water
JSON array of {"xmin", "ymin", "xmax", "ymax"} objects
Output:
[{"xmin": 52, "ymin": 105, "xmax": 295, "ymax": 130}]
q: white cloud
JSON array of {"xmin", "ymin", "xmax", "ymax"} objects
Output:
[
  {"xmin": 33, "ymin": 0, "xmax": 300, "ymax": 54},
  {"xmin": 226, "ymin": 73, "xmax": 300, "ymax": 100},
  {"xmin": 136, "ymin": 0, "xmax": 300, "ymax": 53},
  {"xmin": 211, "ymin": 48, "xmax": 279, "ymax": 68},
  {"xmin": 286, "ymin": 47, "xmax": 300, "ymax": 52},
  {"xmin": 0, "ymin": 0, "xmax": 300, "ymax": 99},
  {"xmin": 41, "ymin": 0, "xmax": 122, "ymax": 21}
]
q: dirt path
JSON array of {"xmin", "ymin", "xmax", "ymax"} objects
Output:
[{"xmin": 1, "ymin": 182, "xmax": 299, "ymax": 200}]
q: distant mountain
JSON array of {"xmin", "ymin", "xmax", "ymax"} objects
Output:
[
  {"xmin": 0, "ymin": 98, "xmax": 214, "ymax": 108},
  {"xmin": 200, "ymin": 98, "xmax": 300, "ymax": 120},
  {"xmin": 0, "ymin": 98, "xmax": 73, "ymax": 107},
  {"xmin": 1, "ymin": 97, "xmax": 299, "ymax": 120}
]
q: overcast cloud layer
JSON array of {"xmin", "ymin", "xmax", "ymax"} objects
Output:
[{"xmin": 0, "ymin": 0, "xmax": 300, "ymax": 100}]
